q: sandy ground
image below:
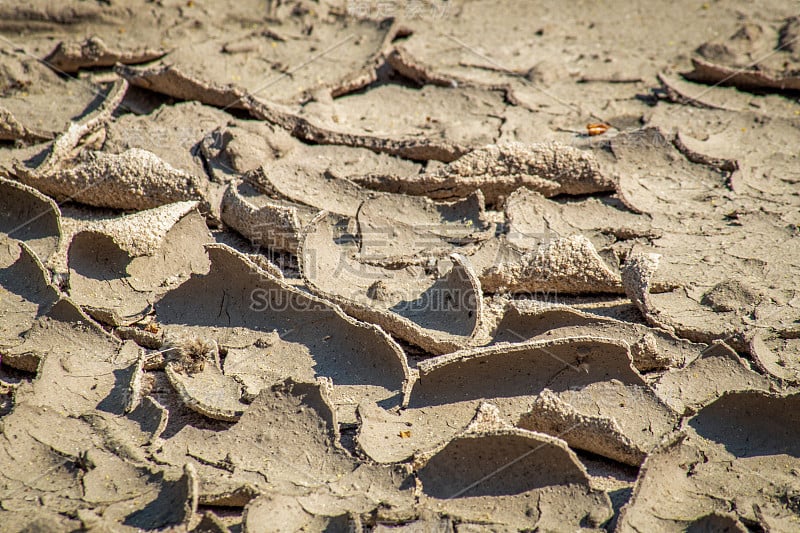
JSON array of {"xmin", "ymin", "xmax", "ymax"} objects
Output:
[{"xmin": 0, "ymin": 1, "xmax": 799, "ymax": 531}]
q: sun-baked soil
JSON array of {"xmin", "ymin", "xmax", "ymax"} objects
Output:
[{"xmin": 1, "ymin": 1, "xmax": 799, "ymax": 531}]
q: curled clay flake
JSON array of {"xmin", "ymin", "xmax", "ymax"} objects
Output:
[
  {"xmin": 413, "ymin": 410, "xmax": 612, "ymax": 529},
  {"xmin": 619, "ymin": 391, "xmax": 800, "ymax": 532},
  {"xmin": 0, "ymin": 177, "xmax": 62, "ymax": 264},
  {"xmin": 66, "ymin": 203, "xmax": 211, "ymax": 326},
  {"xmin": 357, "ymin": 336, "xmax": 676, "ymax": 466},
  {"xmin": 116, "ymin": 62, "xmax": 468, "ymax": 162},
  {"xmin": 491, "ymin": 301, "xmax": 697, "ymax": 371},
  {"xmin": 474, "ymin": 234, "xmax": 624, "ymax": 295},
  {"xmin": 29, "ymin": 148, "xmax": 210, "ymax": 211},
  {"xmin": 165, "ymin": 338, "xmax": 249, "ymax": 422},
  {"xmin": 155, "ymin": 243, "xmax": 411, "ymax": 423},
  {"xmin": 43, "ymin": 36, "xmax": 165, "ymax": 73},
  {"xmin": 301, "ymin": 212, "xmax": 486, "ymax": 354},
  {"xmin": 653, "ymin": 340, "xmax": 771, "ymax": 415},
  {"xmin": 220, "ymin": 181, "xmax": 302, "ymax": 254},
  {"xmin": 353, "ymin": 141, "xmax": 616, "ymax": 205}
]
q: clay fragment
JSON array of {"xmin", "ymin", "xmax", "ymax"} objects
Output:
[
  {"xmin": 301, "ymin": 212, "xmax": 485, "ymax": 354},
  {"xmin": 67, "ymin": 202, "xmax": 212, "ymax": 325},
  {"xmin": 0, "ymin": 177, "xmax": 62, "ymax": 263},
  {"xmin": 619, "ymin": 391, "xmax": 800, "ymax": 532},
  {"xmin": 220, "ymin": 180, "xmax": 303, "ymax": 254},
  {"xmin": 164, "ymin": 338, "xmax": 249, "ymax": 422},
  {"xmin": 473, "ymin": 234, "xmax": 624, "ymax": 295},
  {"xmin": 155, "ymin": 243, "xmax": 410, "ymax": 422},
  {"xmin": 621, "ymin": 251, "xmax": 669, "ymax": 329},
  {"xmin": 116, "ymin": 63, "xmax": 467, "ymax": 162},
  {"xmin": 413, "ymin": 406, "xmax": 612, "ymax": 529},
  {"xmin": 492, "ymin": 301, "xmax": 698, "ymax": 371},
  {"xmin": 354, "ymin": 141, "xmax": 616, "ymax": 204},
  {"xmin": 24, "ymin": 148, "xmax": 210, "ymax": 211},
  {"xmin": 43, "ymin": 36, "xmax": 165, "ymax": 73},
  {"xmin": 686, "ymin": 57, "xmax": 800, "ymax": 93},
  {"xmin": 656, "ymin": 72, "xmax": 741, "ymax": 111},
  {"xmin": 681, "ymin": 19, "xmax": 800, "ymax": 93},
  {"xmin": 386, "ymin": 46, "xmax": 460, "ymax": 88},
  {"xmin": 653, "ymin": 339, "xmax": 771, "ymax": 415},
  {"xmin": 750, "ymin": 331, "xmax": 800, "ymax": 383},
  {"xmin": 518, "ymin": 390, "xmax": 651, "ymax": 466},
  {"xmin": 504, "ymin": 186, "xmax": 658, "ymax": 253},
  {"xmin": 358, "ymin": 337, "xmax": 676, "ymax": 466}
]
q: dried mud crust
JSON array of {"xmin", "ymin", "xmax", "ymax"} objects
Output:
[{"xmin": 1, "ymin": 0, "xmax": 800, "ymax": 530}]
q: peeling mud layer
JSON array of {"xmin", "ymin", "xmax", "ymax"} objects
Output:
[{"xmin": 1, "ymin": 1, "xmax": 799, "ymax": 531}]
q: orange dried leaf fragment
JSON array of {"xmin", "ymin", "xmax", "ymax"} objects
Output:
[{"xmin": 587, "ymin": 123, "xmax": 610, "ymax": 136}]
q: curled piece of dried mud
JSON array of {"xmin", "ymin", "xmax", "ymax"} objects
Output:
[
  {"xmin": 123, "ymin": 14, "xmax": 391, "ymax": 105},
  {"xmin": 672, "ymin": 131, "xmax": 740, "ymax": 174},
  {"xmin": 155, "ymin": 243, "xmax": 410, "ymax": 423},
  {"xmin": 0, "ymin": 243, "xmax": 60, "ymax": 370},
  {"xmin": 243, "ymin": 149, "xmax": 420, "ymax": 222},
  {"xmin": 239, "ymin": 154, "xmax": 490, "ymax": 259},
  {"xmin": 301, "ymin": 212, "xmax": 485, "ymax": 354},
  {"xmin": 491, "ymin": 301, "xmax": 698, "ymax": 371},
  {"xmin": 116, "ymin": 63, "xmax": 467, "ymax": 162},
  {"xmin": 685, "ymin": 49, "xmax": 800, "ymax": 94},
  {"xmin": 67, "ymin": 202, "xmax": 211, "ymax": 325},
  {"xmin": 358, "ymin": 337, "xmax": 676, "ymax": 466},
  {"xmin": 621, "ymin": 251, "xmax": 668, "ymax": 329},
  {"xmin": 653, "ymin": 340, "xmax": 771, "ymax": 415},
  {"xmin": 0, "ymin": 45, "xmax": 114, "ymax": 142},
  {"xmin": 687, "ymin": 17, "xmax": 800, "ymax": 88},
  {"xmin": 750, "ymin": 331, "xmax": 800, "ymax": 383},
  {"xmin": 518, "ymin": 377, "xmax": 676, "ymax": 467},
  {"xmin": 352, "ymin": 142, "xmax": 616, "ymax": 205},
  {"xmin": 656, "ymin": 72, "xmax": 741, "ymax": 111},
  {"xmin": 474, "ymin": 234, "xmax": 623, "ymax": 294},
  {"xmin": 102, "ymin": 101, "xmax": 230, "ymax": 182},
  {"xmin": 21, "ymin": 148, "xmax": 210, "ymax": 211},
  {"xmin": 386, "ymin": 46, "xmax": 460, "ymax": 88},
  {"xmin": 504, "ymin": 187, "xmax": 658, "ymax": 254},
  {"xmin": 413, "ymin": 407, "xmax": 612, "ymax": 529},
  {"xmin": 10, "ymin": 298, "xmax": 134, "ymax": 413},
  {"xmin": 243, "ymin": 492, "xmax": 355, "ymax": 533},
  {"xmin": 165, "ymin": 338, "xmax": 249, "ymax": 422},
  {"xmin": 0, "ymin": 177, "xmax": 62, "ymax": 264},
  {"xmin": 43, "ymin": 36, "xmax": 165, "ymax": 73},
  {"xmin": 619, "ymin": 391, "xmax": 800, "ymax": 532},
  {"xmin": 355, "ymin": 191, "xmax": 494, "ymax": 265},
  {"xmin": 157, "ymin": 380, "xmax": 412, "ymax": 513},
  {"xmin": 221, "ymin": 181, "xmax": 303, "ymax": 254},
  {"xmin": 518, "ymin": 389, "xmax": 649, "ymax": 466}
]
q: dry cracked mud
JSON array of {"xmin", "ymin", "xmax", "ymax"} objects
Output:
[{"xmin": 0, "ymin": 1, "xmax": 799, "ymax": 531}]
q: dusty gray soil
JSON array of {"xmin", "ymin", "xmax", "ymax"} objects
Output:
[{"xmin": 1, "ymin": 1, "xmax": 799, "ymax": 531}]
